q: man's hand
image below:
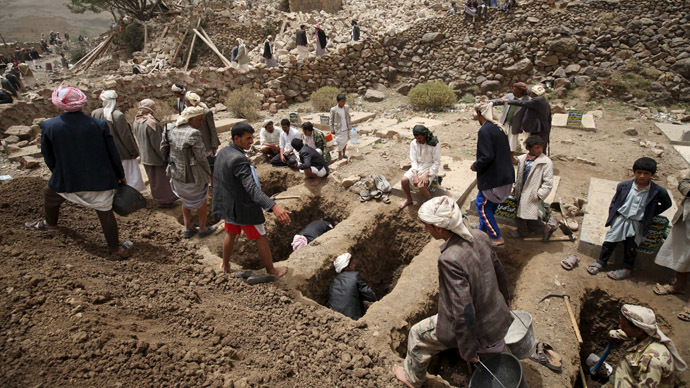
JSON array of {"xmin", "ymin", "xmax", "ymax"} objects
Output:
[
  {"xmin": 212, "ymin": 147, "xmax": 218, "ymax": 155},
  {"xmin": 119, "ymin": 178, "xmax": 127, "ymax": 184},
  {"xmin": 470, "ymin": 163, "xmax": 477, "ymax": 171},
  {"xmin": 500, "ymin": 98, "xmax": 509, "ymax": 103},
  {"xmin": 272, "ymin": 204, "xmax": 291, "ymax": 225},
  {"xmin": 280, "ymin": 154, "xmax": 286, "ymax": 163},
  {"xmin": 419, "ymin": 173, "xmax": 430, "ymax": 188},
  {"xmin": 467, "ymin": 356, "xmax": 480, "ymax": 364}
]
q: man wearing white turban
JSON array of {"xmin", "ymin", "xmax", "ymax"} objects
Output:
[
  {"xmin": 328, "ymin": 253, "xmax": 376, "ymax": 320},
  {"xmin": 605, "ymin": 304, "xmax": 687, "ymax": 387},
  {"xmin": 92, "ymin": 90, "xmax": 146, "ymax": 192},
  {"xmin": 184, "ymin": 92, "xmax": 220, "ymax": 169},
  {"xmin": 394, "ymin": 196, "xmax": 512, "ymax": 388}
]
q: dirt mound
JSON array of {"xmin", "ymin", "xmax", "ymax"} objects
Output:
[{"xmin": 0, "ymin": 177, "xmax": 394, "ymax": 387}]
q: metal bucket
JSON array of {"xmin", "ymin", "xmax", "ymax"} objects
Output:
[
  {"xmin": 504, "ymin": 310, "xmax": 536, "ymax": 360},
  {"xmin": 469, "ymin": 353, "xmax": 529, "ymax": 388}
]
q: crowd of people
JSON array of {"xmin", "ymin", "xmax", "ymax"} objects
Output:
[{"xmin": 18, "ymin": 79, "xmax": 690, "ymax": 388}]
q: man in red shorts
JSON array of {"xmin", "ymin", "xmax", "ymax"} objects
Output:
[{"xmin": 213, "ymin": 122, "xmax": 290, "ymax": 278}]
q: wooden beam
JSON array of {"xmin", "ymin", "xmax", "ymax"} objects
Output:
[
  {"xmin": 199, "ymin": 27, "xmax": 231, "ymax": 66},
  {"xmin": 71, "ymin": 34, "xmax": 112, "ymax": 70},
  {"xmin": 143, "ymin": 22, "xmax": 148, "ymax": 53},
  {"xmin": 77, "ymin": 34, "xmax": 115, "ymax": 73},
  {"xmin": 183, "ymin": 18, "xmax": 202, "ymax": 71},
  {"xmin": 161, "ymin": 23, "xmax": 170, "ymax": 39},
  {"xmin": 192, "ymin": 29, "xmax": 231, "ymax": 67},
  {"xmin": 170, "ymin": 29, "xmax": 189, "ymax": 67}
]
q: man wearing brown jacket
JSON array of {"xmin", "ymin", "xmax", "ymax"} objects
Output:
[{"xmin": 394, "ymin": 196, "xmax": 512, "ymax": 388}]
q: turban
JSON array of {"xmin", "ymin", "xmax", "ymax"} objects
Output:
[
  {"xmin": 475, "ymin": 101, "xmax": 506, "ymax": 135},
  {"xmin": 314, "ymin": 24, "xmax": 322, "ymax": 30},
  {"xmin": 176, "ymin": 106, "xmax": 205, "ymax": 126},
  {"xmin": 418, "ymin": 196, "xmax": 474, "ymax": 242},
  {"xmin": 530, "ymin": 84, "xmax": 546, "ymax": 96},
  {"xmin": 51, "ymin": 85, "xmax": 87, "ymax": 112},
  {"xmin": 334, "ymin": 253, "xmax": 351, "ymax": 274},
  {"xmin": 412, "ymin": 124, "xmax": 439, "ymax": 147},
  {"xmin": 135, "ymin": 99, "xmax": 158, "ymax": 130},
  {"xmin": 263, "ymin": 119, "xmax": 273, "ymax": 128},
  {"xmin": 291, "ymin": 235, "xmax": 308, "ymax": 251},
  {"xmin": 185, "ymin": 92, "xmax": 208, "ymax": 109},
  {"xmin": 99, "ymin": 90, "xmax": 118, "ymax": 122},
  {"xmin": 622, "ymin": 304, "xmax": 687, "ymax": 371},
  {"xmin": 171, "ymin": 84, "xmax": 185, "ymax": 93}
]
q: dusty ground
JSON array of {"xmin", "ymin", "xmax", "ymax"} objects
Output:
[{"xmin": 1, "ymin": 89, "xmax": 689, "ymax": 387}]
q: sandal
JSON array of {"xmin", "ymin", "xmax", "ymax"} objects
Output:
[
  {"xmin": 381, "ymin": 195, "xmax": 391, "ymax": 204},
  {"xmin": 246, "ymin": 273, "xmax": 277, "ymax": 285},
  {"xmin": 653, "ymin": 283, "xmax": 683, "ymax": 296},
  {"xmin": 543, "ymin": 224, "xmax": 556, "ymax": 242},
  {"xmin": 183, "ymin": 227, "xmax": 199, "ymax": 239},
  {"xmin": 561, "ymin": 255, "xmax": 580, "ymax": 270},
  {"xmin": 234, "ymin": 271, "xmax": 253, "ymax": 279},
  {"xmin": 587, "ymin": 262, "xmax": 604, "ymax": 275},
  {"xmin": 607, "ymin": 269, "xmax": 631, "ymax": 281},
  {"xmin": 24, "ymin": 220, "xmax": 54, "ymax": 231},
  {"xmin": 678, "ymin": 306, "xmax": 690, "ymax": 322},
  {"xmin": 529, "ymin": 341, "xmax": 562, "ymax": 372},
  {"xmin": 110, "ymin": 240, "xmax": 133, "ymax": 255},
  {"xmin": 198, "ymin": 224, "xmax": 218, "ymax": 238}
]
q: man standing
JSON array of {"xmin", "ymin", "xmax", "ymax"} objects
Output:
[
  {"xmin": 184, "ymin": 92, "xmax": 220, "ymax": 170},
  {"xmin": 502, "ymin": 84, "xmax": 552, "ymax": 154},
  {"xmin": 92, "ymin": 90, "xmax": 146, "ymax": 192},
  {"xmin": 25, "ymin": 86, "xmax": 131, "ymax": 255},
  {"xmin": 171, "ymin": 83, "xmax": 186, "ymax": 114},
  {"xmin": 329, "ymin": 93, "xmax": 352, "ymax": 161},
  {"xmin": 270, "ymin": 118, "xmax": 300, "ymax": 167},
  {"xmin": 259, "ymin": 120, "xmax": 281, "ymax": 158},
  {"xmin": 399, "ymin": 125, "xmax": 442, "ymax": 209},
  {"xmin": 491, "ymin": 82, "xmax": 529, "ymax": 161},
  {"xmin": 291, "ymin": 138, "xmax": 329, "ymax": 186},
  {"xmin": 471, "ymin": 102, "xmax": 515, "ymax": 248},
  {"xmin": 163, "ymin": 107, "xmax": 217, "ymax": 239},
  {"xmin": 393, "ymin": 196, "xmax": 512, "ymax": 388},
  {"xmin": 351, "ymin": 20, "xmax": 360, "ymax": 42},
  {"xmin": 213, "ymin": 122, "xmax": 290, "ymax": 278},
  {"xmin": 296, "ymin": 25, "xmax": 309, "ymax": 61},
  {"xmin": 263, "ymin": 35, "xmax": 278, "ymax": 68},
  {"xmin": 604, "ymin": 304, "xmax": 687, "ymax": 387}
]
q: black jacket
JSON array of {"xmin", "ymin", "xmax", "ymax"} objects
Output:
[
  {"xmin": 328, "ymin": 271, "xmax": 376, "ymax": 320},
  {"xmin": 507, "ymin": 96, "xmax": 551, "ymax": 134},
  {"xmin": 352, "ymin": 25, "xmax": 360, "ymax": 41},
  {"xmin": 317, "ymin": 30, "xmax": 327, "ymax": 49},
  {"xmin": 606, "ymin": 180, "xmax": 672, "ymax": 236},
  {"xmin": 298, "ymin": 145, "xmax": 328, "ymax": 174},
  {"xmin": 263, "ymin": 41, "xmax": 272, "ymax": 59},
  {"xmin": 0, "ymin": 89, "xmax": 12, "ymax": 104},
  {"xmin": 41, "ymin": 112, "xmax": 124, "ymax": 193},
  {"xmin": 473, "ymin": 121, "xmax": 515, "ymax": 191},
  {"xmin": 299, "ymin": 220, "xmax": 332, "ymax": 242},
  {"xmin": 296, "ymin": 29, "xmax": 307, "ymax": 46}
]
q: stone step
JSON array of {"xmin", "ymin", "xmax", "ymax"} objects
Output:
[
  {"xmin": 8, "ymin": 145, "xmax": 41, "ymax": 162},
  {"xmin": 656, "ymin": 123, "xmax": 690, "ymax": 146},
  {"xmin": 215, "ymin": 118, "xmax": 249, "ymax": 134}
]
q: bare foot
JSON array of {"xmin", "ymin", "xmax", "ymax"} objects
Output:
[
  {"xmin": 268, "ymin": 266, "xmax": 288, "ymax": 278},
  {"xmin": 310, "ymin": 177, "xmax": 322, "ymax": 186},
  {"xmin": 393, "ymin": 365, "xmax": 415, "ymax": 388},
  {"xmin": 399, "ymin": 199, "xmax": 413, "ymax": 209},
  {"xmin": 220, "ymin": 261, "xmax": 230, "ymax": 273}
]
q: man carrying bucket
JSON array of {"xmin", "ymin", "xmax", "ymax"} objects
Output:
[{"xmin": 393, "ymin": 196, "xmax": 512, "ymax": 388}]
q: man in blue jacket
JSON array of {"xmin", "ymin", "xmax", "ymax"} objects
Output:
[
  {"xmin": 25, "ymin": 86, "xmax": 130, "ymax": 255},
  {"xmin": 213, "ymin": 122, "xmax": 290, "ymax": 278}
]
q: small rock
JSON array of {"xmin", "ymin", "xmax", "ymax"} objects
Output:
[
  {"xmin": 623, "ymin": 128, "xmax": 638, "ymax": 136},
  {"xmin": 342, "ymin": 175, "xmax": 360, "ymax": 188},
  {"xmin": 19, "ymin": 156, "xmax": 41, "ymax": 169},
  {"xmin": 364, "ymin": 89, "xmax": 385, "ymax": 102},
  {"xmin": 576, "ymin": 157, "xmax": 597, "ymax": 166}
]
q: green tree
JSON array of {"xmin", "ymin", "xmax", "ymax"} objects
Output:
[{"xmin": 67, "ymin": 0, "xmax": 158, "ymax": 21}]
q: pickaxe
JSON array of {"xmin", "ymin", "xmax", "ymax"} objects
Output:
[{"xmin": 539, "ymin": 292, "xmax": 583, "ymax": 344}]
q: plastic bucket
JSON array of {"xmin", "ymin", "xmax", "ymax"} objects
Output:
[
  {"xmin": 504, "ymin": 310, "xmax": 536, "ymax": 360},
  {"xmin": 469, "ymin": 353, "xmax": 528, "ymax": 388},
  {"xmin": 112, "ymin": 183, "xmax": 147, "ymax": 217},
  {"xmin": 325, "ymin": 132, "xmax": 333, "ymax": 142}
]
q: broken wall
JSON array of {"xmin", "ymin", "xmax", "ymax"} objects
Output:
[{"xmin": 288, "ymin": 0, "xmax": 342, "ymax": 13}]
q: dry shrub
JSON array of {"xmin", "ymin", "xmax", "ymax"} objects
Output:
[
  {"xmin": 225, "ymin": 86, "xmax": 262, "ymax": 121},
  {"xmin": 408, "ymin": 81, "xmax": 457, "ymax": 111},
  {"xmin": 310, "ymin": 86, "xmax": 341, "ymax": 112},
  {"xmin": 124, "ymin": 99, "xmax": 177, "ymax": 126}
]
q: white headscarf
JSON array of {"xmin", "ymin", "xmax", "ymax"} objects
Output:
[
  {"xmin": 185, "ymin": 92, "xmax": 208, "ymax": 109},
  {"xmin": 418, "ymin": 196, "xmax": 474, "ymax": 242},
  {"xmin": 291, "ymin": 235, "xmax": 308, "ymax": 251},
  {"xmin": 334, "ymin": 253, "xmax": 351, "ymax": 273},
  {"xmin": 99, "ymin": 90, "xmax": 118, "ymax": 122},
  {"xmin": 475, "ymin": 101, "xmax": 506, "ymax": 135},
  {"xmin": 171, "ymin": 84, "xmax": 185, "ymax": 93},
  {"xmin": 176, "ymin": 106, "xmax": 205, "ymax": 126},
  {"xmin": 621, "ymin": 304, "xmax": 687, "ymax": 371}
]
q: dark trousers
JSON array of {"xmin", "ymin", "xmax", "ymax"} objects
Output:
[
  {"xmin": 596, "ymin": 237, "xmax": 638, "ymax": 270},
  {"xmin": 516, "ymin": 218, "xmax": 544, "ymax": 236},
  {"xmin": 44, "ymin": 186, "xmax": 120, "ymax": 250},
  {"xmin": 270, "ymin": 152, "xmax": 297, "ymax": 167}
]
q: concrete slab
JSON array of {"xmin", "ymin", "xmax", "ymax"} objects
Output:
[
  {"xmin": 578, "ymin": 177, "xmax": 677, "ymax": 257},
  {"xmin": 215, "ymin": 118, "xmax": 248, "ymax": 134},
  {"xmin": 356, "ymin": 117, "xmax": 398, "ymax": 135},
  {"xmin": 673, "ymin": 145, "xmax": 690, "ymax": 166},
  {"xmin": 8, "ymin": 145, "xmax": 41, "ymax": 161},
  {"xmin": 552, "ymin": 113, "xmax": 596, "ymax": 132},
  {"xmin": 301, "ymin": 111, "xmax": 377, "ymax": 131},
  {"xmin": 375, "ymin": 117, "xmax": 445, "ymax": 139},
  {"xmin": 656, "ymin": 122, "xmax": 690, "ymax": 145},
  {"xmin": 390, "ymin": 157, "xmax": 477, "ymax": 205}
]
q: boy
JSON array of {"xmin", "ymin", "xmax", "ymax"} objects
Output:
[
  {"xmin": 587, "ymin": 157, "xmax": 672, "ymax": 280},
  {"xmin": 328, "ymin": 253, "xmax": 376, "ymax": 320},
  {"xmin": 508, "ymin": 135, "xmax": 556, "ymax": 240}
]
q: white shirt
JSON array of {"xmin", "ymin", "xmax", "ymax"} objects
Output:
[
  {"xmin": 260, "ymin": 127, "xmax": 280, "ymax": 145},
  {"xmin": 279, "ymin": 127, "xmax": 301, "ymax": 152},
  {"xmin": 337, "ymin": 107, "xmax": 348, "ymax": 131},
  {"xmin": 410, "ymin": 139, "xmax": 441, "ymax": 177}
]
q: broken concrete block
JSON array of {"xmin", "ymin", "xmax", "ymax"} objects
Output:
[
  {"xmin": 342, "ymin": 175, "xmax": 360, "ymax": 188},
  {"xmin": 623, "ymin": 128, "xmax": 638, "ymax": 136},
  {"xmin": 3, "ymin": 135, "xmax": 20, "ymax": 144},
  {"xmin": 5, "ymin": 125, "xmax": 32, "ymax": 140},
  {"xmin": 364, "ymin": 89, "xmax": 385, "ymax": 102},
  {"xmin": 19, "ymin": 156, "xmax": 41, "ymax": 169}
]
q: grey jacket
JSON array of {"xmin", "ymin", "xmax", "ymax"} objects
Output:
[
  {"xmin": 491, "ymin": 93, "xmax": 529, "ymax": 134},
  {"xmin": 198, "ymin": 109, "xmax": 220, "ymax": 155},
  {"xmin": 133, "ymin": 119, "xmax": 166, "ymax": 166},
  {"xmin": 162, "ymin": 124, "xmax": 211, "ymax": 185},
  {"xmin": 328, "ymin": 271, "xmax": 376, "ymax": 320},
  {"xmin": 329, "ymin": 104, "xmax": 352, "ymax": 134},
  {"xmin": 507, "ymin": 96, "xmax": 552, "ymax": 134},
  {"xmin": 212, "ymin": 143, "xmax": 275, "ymax": 225},
  {"xmin": 436, "ymin": 230, "xmax": 512, "ymax": 361},
  {"xmin": 92, "ymin": 108, "xmax": 140, "ymax": 160},
  {"xmin": 674, "ymin": 171, "xmax": 690, "ymax": 224}
]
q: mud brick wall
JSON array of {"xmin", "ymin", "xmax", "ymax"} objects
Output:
[{"xmin": 289, "ymin": 0, "xmax": 342, "ymax": 13}]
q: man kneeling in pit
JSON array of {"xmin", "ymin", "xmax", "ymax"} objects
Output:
[
  {"xmin": 328, "ymin": 253, "xmax": 376, "ymax": 320},
  {"xmin": 393, "ymin": 196, "xmax": 512, "ymax": 388},
  {"xmin": 291, "ymin": 138, "xmax": 329, "ymax": 186}
]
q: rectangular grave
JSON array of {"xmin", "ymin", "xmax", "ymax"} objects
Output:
[
  {"xmin": 375, "ymin": 117, "xmax": 446, "ymax": 139},
  {"xmin": 552, "ymin": 113, "xmax": 596, "ymax": 132},
  {"xmin": 215, "ymin": 118, "xmax": 248, "ymax": 133},
  {"xmin": 655, "ymin": 123, "xmax": 690, "ymax": 146}
]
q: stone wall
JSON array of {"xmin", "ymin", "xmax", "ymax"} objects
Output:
[{"xmin": 288, "ymin": 0, "xmax": 342, "ymax": 13}]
